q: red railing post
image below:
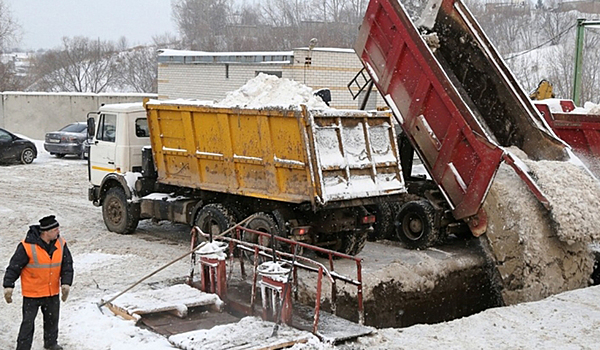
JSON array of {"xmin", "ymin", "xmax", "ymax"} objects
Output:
[
  {"xmin": 313, "ymin": 266, "xmax": 323, "ymax": 334},
  {"xmin": 250, "ymin": 246, "xmax": 260, "ymax": 315},
  {"xmin": 329, "ymin": 253, "xmax": 337, "ymax": 316},
  {"xmin": 357, "ymin": 259, "xmax": 364, "ymax": 325}
]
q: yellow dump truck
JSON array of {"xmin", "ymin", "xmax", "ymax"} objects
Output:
[{"xmin": 87, "ymin": 100, "xmax": 407, "ymax": 255}]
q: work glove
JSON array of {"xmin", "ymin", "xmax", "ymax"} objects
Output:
[
  {"xmin": 4, "ymin": 288, "xmax": 13, "ymax": 304},
  {"xmin": 61, "ymin": 285, "xmax": 70, "ymax": 302}
]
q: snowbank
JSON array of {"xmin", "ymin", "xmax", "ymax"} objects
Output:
[{"xmin": 215, "ymin": 73, "xmax": 330, "ymax": 110}]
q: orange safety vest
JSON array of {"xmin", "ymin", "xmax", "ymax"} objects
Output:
[{"xmin": 20, "ymin": 237, "xmax": 65, "ymax": 298}]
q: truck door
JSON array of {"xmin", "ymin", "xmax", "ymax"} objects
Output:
[{"xmin": 90, "ymin": 113, "xmax": 117, "ymax": 185}]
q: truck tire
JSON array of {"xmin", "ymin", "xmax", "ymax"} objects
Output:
[
  {"xmin": 195, "ymin": 203, "xmax": 236, "ymax": 238},
  {"xmin": 242, "ymin": 212, "xmax": 281, "ymax": 247},
  {"xmin": 242, "ymin": 212, "xmax": 284, "ymax": 262},
  {"xmin": 395, "ymin": 200, "xmax": 440, "ymax": 249},
  {"xmin": 367, "ymin": 203, "xmax": 395, "ymax": 241},
  {"xmin": 333, "ymin": 230, "xmax": 369, "ymax": 256},
  {"xmin": 102, "ymin": 187, "xmax": 139, "ymax": 234},
  {"xmin": 352, "ymin": 230, "xmax": 369, "ymax": 255}
]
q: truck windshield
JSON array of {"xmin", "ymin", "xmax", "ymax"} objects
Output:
[{"xmin": 97, "ymin": 114, "xmax": 117, "ymax": 142}]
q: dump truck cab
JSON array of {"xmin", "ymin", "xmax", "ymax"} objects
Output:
[{"xmin": 87, "ymin": 102, "xmax": 150, "ymax": 205}]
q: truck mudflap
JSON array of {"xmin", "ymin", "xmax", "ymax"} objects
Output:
[{"xmin": 354, "ymin": 0, "xmax": 569, "ymax": 233}]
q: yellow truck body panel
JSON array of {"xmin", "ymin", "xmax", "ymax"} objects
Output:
[{"xmin": 144, "ymin": 100, "xmax": 404, "ymax": 206}]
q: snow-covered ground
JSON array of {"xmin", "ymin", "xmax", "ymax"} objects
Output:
[{"xmin": 1, "ymin": 140, "xmax": 599, "ymax": 349}]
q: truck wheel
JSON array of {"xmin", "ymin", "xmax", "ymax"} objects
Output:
[
  {"xmin": 395, "ymin": 200, "xmax": 439, "ymax": 249},
  {"xmin": 242, "ymin": 212, "xmax": 281, "ymax": 247},
  {"xmin": 332, "ymin": 230, "xmax": 369, "ymax": 256},
  {"xmin": 271, "ymin": 209, "xmax": 291, "ymax": 252},
  {"xmin": 195, "ymin": 203, "xmax": 236, "ymax": 238},
  {"xmin": 102, "ymin": 187, "xmax": 139, "ymax": 234},
  {"xmin": 242, "ymin": 212, "xmax": 283, "ymax": 262},
  {"xmin": 366, "ymin": 203, "xmax": 395, "ymax": 241},
  {"xmin": 20, "ymin": 148, "xmax": 35, "ymax": 164}
]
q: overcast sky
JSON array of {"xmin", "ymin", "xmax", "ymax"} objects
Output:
[{"xmin": 6, "ymin": 0, "xmax": 177, "ymax": 50}]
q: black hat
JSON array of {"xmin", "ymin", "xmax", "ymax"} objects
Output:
[{"xmin": 39, "ymin": 215, "xmax": 59, "ymax": 231}]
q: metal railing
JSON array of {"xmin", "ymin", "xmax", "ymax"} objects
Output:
[{"xmin": 191, "ymin": 224, "xmax": 365, "ymax": 333}]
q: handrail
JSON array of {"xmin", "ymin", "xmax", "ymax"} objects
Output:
[{"xmin": 191, "ymin": 223, "xmax": 366, "ymax": 329}]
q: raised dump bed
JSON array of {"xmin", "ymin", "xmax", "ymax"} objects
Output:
[
  {"xmin": 354, "ymin": 0, "xmax": 569, "ymax": 234},
  {"xmin": 354, "ymin": 0, "xmax": 600, "ymax": 306}
]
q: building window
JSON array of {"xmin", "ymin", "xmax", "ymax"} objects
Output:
[
  {"xmin": 255, "ymin": 71, "xmax": 282, "ymax": 78},
  {"xmin": 225, "ymin": 64, "xmax": 229, "ymax": 79}
]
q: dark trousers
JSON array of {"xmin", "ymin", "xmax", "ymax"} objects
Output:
[{"xmin": 16, "ymin": 295, "xmax": 60, "ymax": 350}]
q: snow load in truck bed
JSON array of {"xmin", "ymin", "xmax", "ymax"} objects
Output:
[
  {"xmin": 151, "ymin": 73, "xmax": 330, "ymax": 110},
  {"xmin": 144, "ymin": 76, "xmax": 405, "ymax": 206}
]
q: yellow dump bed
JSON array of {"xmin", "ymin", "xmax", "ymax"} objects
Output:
[{"xmin": 144, "ymin": 100, "xmax": 404, "ymax": 207}]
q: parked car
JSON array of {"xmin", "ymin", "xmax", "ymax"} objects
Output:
[
  {"xmin": 44, "ymin": 122, "xmax": 88, "ymax": 158},
  {"xmin": 0, "ymin": 128, "xmax": 37, "ymax": 164}
]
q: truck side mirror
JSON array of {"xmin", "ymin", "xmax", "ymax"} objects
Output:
[
  {"xmin": 87, "ymin": 114, "xmax": 96, "ymax": 140},
  {"xmin": 314, "ymin": 88, "xmax": 331, "ymax": 106}
]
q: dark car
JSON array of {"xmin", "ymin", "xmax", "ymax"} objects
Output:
[
  {"xmin": 44, "ymin": 122, "xmax": 88, "ymax": 158},
  {"xmin": 0, "ymin": 128, "xmax": 37, "ymax": 164}
]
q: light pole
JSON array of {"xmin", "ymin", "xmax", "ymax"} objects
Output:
[
  {"xmin": 304, "ymin": 38, "xmax": 318, "ymax": 84},
  {"xmin": 572, "ymin": 18, "xmax": 600, "ymax": 106}
]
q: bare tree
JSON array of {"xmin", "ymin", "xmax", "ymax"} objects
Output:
[
  {"xmin": 261, "ymin": 0, "xmax": 314, "ymax": 27},
  {"xmin": 152, "ymin": 32, "xmax": 182, "ymax": 49},
  {"xmin": 116, "ymin": 46, "xmax": 158, "ymax": 93},
  {"xmin": 0, "ymin": 57, "xmax": 21, "ymax": 90},
  {"xmin": 0, "ymin": 0, "xmax": 22, "ymax": 91},
  {"xmin": 30, "ymin": 37, "xmax": 120, "ymax": 93},
  {"xmin": 0, "ymin": 0, "xmax": 20, "ymax": 51},
  {"xmin": 341, "ymin": 0, "xmax": 369, "ymax": 24},
  {"xmin": 172, "ymin": 0, "xmax": 232, "ymax": 51}
]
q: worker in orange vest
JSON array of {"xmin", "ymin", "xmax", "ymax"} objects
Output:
[{"xmin": 3, "ymin": 215, "xmax": 73, "ymax": 350}]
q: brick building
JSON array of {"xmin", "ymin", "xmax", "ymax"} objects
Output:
[{"xmin": 156, "ymin": 47, "xmax": 379, "ymax": 110}]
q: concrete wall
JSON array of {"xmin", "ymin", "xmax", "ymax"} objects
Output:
[
  {"xmin": 0, "ymin": 92, "xmax": 157, "ymax": 139},
  {"xmin": 158, "ymin": 48, "xmax": 380, "ymax": 110}
]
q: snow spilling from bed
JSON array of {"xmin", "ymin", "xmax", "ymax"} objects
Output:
[
  {"xmin": 481, "ymin": 162, "xmax": 595, "ymax": 305},
  {"xmin": 215, "ymin": 73, "xmax": 330, "ymax": 109},
  {"xmin": 524, "ymin": 159, "xmax": 600, "ymax": 243}
]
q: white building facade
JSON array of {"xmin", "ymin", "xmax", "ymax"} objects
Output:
[{"xmin": 156, "ymin": 48, "xmax": 380, "ymax": 110}]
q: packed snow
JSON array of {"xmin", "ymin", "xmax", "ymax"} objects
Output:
[
  {"xmin": 215, "ymin": 73, "xmax": 330, "ymax": 109},
  {"xmin": 1, "ymin": 140, "xmax": 600, "ymax": 349}
]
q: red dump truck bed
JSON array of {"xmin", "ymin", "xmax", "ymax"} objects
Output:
[
  {"xmin": 534, "ymin": 99, "xmax": 600, "ymax": 157},
  {"xmin": 354, "ymin": 0, "xmax": 568, "ymax": 234}
]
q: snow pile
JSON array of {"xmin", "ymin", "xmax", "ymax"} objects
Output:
[
  {"xmin": 481, "ymin": 164, "xmax": 594, "ymax": 305},
  {"xmin": 216, "ymin": 73, "xmax": 330, "ymax": 109},
  {"xmin": 104, "ymin": 284, "xmax": 223, "ymax": 316},
  {"xmin": 168, "ymin": 316, "xmax": 316, "ymax": 350},
  {"xmin": 196, "ymin": 241, "xmax": 227, "ymax": 260},
  {"xmin": 351, "ymin": 285, "xmax": 600, "ymax": 350},
  {"xmin": 524, "ymin": 159, "xmax": 600, "ymax": 243},
  {"xmin": 585, "ymin": 101, "xmax": 600, "ymax": 115}
]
